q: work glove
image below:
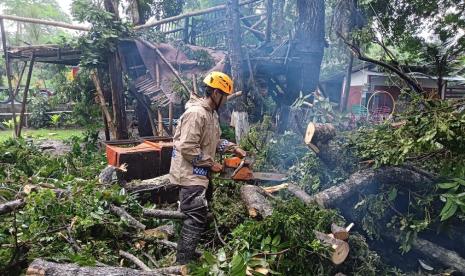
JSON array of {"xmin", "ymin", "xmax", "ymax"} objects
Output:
[{"xmin": 211, "ymin": 162, "xmax": 223, "ymax": 173}]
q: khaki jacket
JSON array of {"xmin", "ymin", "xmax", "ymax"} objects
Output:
[{"xmin": 169, "ymin": 97, "xmax": 234, "ymax": 188}]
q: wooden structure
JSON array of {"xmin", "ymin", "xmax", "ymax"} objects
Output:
[{"xmin": 1, "ymin": 0, "xmax": 273, "ymax": 139}]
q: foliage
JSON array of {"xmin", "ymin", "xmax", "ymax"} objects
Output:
[
  {"xmin": 241, "ymin": 117, "xmax": 308, "ymax": 172},
  {"xmin": 29, "ymin": 97, "xmax": 52, "ymax": 129},
  {"xmin": 352, "ymin": 93, "xmax": 465, "ymax": 251},
  {"xmin": 72, "ymin": 0, "xmax": 134, "ymax": 68},
  {"xmin": 2, "ymin": 0, "xmax": 71, "ymax": 45},
  {"xmin": 0, "ymin": 135, "xmax": 173, "ymax": 274},
  {"xmin": 437, "ymin": 178, "xmax": 465, "ymax": 221},
  {"xmin": 191, "ymin": 199, "xmax": 394, "ymax": 275},
  {"xmin": 354, "ymin": 0, "xmax": 465, "ymax": 92},
  {"xmin": 352, "ymin": 94, "xmax": 465, "ymax": 168}
]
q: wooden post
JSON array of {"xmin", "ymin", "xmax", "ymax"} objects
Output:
[
  {"xmin": 192, "ymin": 74, "xmax": 197, "ymax": 96},
  {"xmin": 13, "ymin": 61, "xmax": 27, "ymax": 98},
  {"xmin": 157, "ymin": 109, "xmax": 163, "ymax": 136},
  {"xmin": 168, "ymin": 102, "xmax": 173, "ymax": 135},
  {"xmin": 265, "ymin": 0, "xmax": 273, "ymax": 42},
  {"xmin": 1, "ymin": 18, "xmax": 17, "ymax": 137},
  {"xmin": 183, "ymin": 17, "xmax": 189, "ymax": 43},
  {"xmin": 17, "ymin": 54, "xmax": 35, "ymax": 137}
]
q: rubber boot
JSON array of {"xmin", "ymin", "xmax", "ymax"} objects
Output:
[{"xmin": 176, "ymin": 222, "xmax": 204, "ymax": 265}]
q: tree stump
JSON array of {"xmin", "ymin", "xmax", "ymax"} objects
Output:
[{"xmin": 314, "ymin": 230, "xmax": 350, "ymax": 264}]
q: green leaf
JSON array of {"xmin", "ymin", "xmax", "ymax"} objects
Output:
[
  {"xmin": 387, "ymin": 187, "xmax": 398, "ymax": 201},
  {"xmin": 440, "ymin": 199, "xmax": 458, "ymax": 221},
  {"xmin": 438, "ymin": 182, "xmax": 459, "ymax": 189},
  {"xmin": 230, "ymin": 253, "xmax": 246, "ymax": 276}
]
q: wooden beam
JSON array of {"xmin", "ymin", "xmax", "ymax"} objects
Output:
[
  {"xmin": 136, "ymin": 38, "xmax": 192, "ymax": 97},
  {"xmin": 13, "ymin": 61, "xmax": 27, "ymax": 98},
  {"xmin": 168, "ymin": 102, "xmax": 173, "ymax": 134},
  {"xmin": 134, "ymin": 0, "xmax": 262, "ymax": 30},
  {"xmin": 265, "ymin": 0, "xmax": 273, "ymax": 42},
  {"xmin": 91, "ymin": 71, "xmax": 116, "ymax": 137},
  {"xmin": 17, "ymin": 54, "xmax": 35, "ymax": 138},
  {"xmin": 1, "ymin": 19, "xmax": 17, "ymax": 137},
  {"xmin": 0, "ymin": 14, "xmax": 90, "ymax": 31},
  {"xmin": 242, "ymin": 24, "xmax": 265, "ymax": 40}
]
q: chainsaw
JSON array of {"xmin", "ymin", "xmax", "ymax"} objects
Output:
[{"xmin": 219, "ymin": 155, "xmax": 287, "ymax": 182}]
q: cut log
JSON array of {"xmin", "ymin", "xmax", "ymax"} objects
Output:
[
  {"xmin": 143, "ymin": 208, "xmax": 213, "ymax": 221},
  {"xmin": 304, "ymin": 122, "xmax": 336, "ymax": 146},
  {"xmin": 109, "ymin": 204, "xmax": 146, "ymax": 230},
  {"xmin": 143, "ymin": 209, "xmax": 186, "ymax": 219},
  {"xmin": 314, "ymin": 230, "xmax": 350, "ymax": 264},
  {"xmin": 230, "ymin": 110, "xmax": 250, "ymax": 144},
  {"xmin": 26, "ymin": 258, "xmax": 162, "ymax": 275},
  {"xmin": 124, "ymin": 175, "xmax": 179, "ymax": 205},
  {"xmin": 240, "ymin": 185, "xmax": 273, "ymax": 218},
  {"xmin": 262, "ymin": 183, "xmax": 289, "ymax": 194},
  {"xmin": 330, "ymin": 223, "xmax": 354, "ymax": 241},
  {"xmin": 141, "ymin": 224, "xmax": 175, "ymax": 240},
  {"xmin": 0, "ymin": 199, "xmax": 25, "ymax": 215},
  {"xmin": 287, "ymin": 183, "xmax": 313, "ymax": 205}
]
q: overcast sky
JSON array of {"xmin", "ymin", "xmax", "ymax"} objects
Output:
[{"xmin": 57, "ymin": 0, "xmax": 73, "ymax": 17}]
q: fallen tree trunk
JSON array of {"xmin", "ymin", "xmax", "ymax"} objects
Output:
[
  {"xmin": 0, "ymin": 199, "xmax": 25, "ymax": 215},
  {"xmin": 382, "ymin": 233, "xmax": 465, "ymax": 274},
  {"xmin": 290, "ymin": 166, "xmax": 435, "ymax": 208},
  {"xmin": 26, "ymin": 258, "xmax": 182, "ymax": 275},
  {"xmin": 240, "ymin": 185, "xmax": 273, "ymax": 218},
  {"xmin": 125, "ymin": 175, "xmax": 179, "ymax": 204},
  {"xmin": 288, "ymin": 167, "xmax": 465, "ymax": 273}
]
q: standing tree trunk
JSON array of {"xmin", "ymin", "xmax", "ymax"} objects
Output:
[
  {"xmin": 277, "ymin": 0, "xmax": 325, "ymax": 132},
  {"xmin": 227, "ymin": 0, "xmax": 249, "ymax": 142},
  {"xmin": 288, "ymin": 0, "xmax": 325, "ymax": 102},
  {"xmin": 105, "ymin": 0, "xmax": 129, "ymax": 140}
]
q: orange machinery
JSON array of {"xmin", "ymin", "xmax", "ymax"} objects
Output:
[{"xmin": 105, "ymin": 140, "xmax": 173, "ymax": 181}]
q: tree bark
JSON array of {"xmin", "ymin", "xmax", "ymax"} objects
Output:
[
  {"xmin": 124, "ymin": 175, "xmax": 179, "ymax": 205},
  {"xmin": 341, "ymin": 52, "xmax": 354, "ymax": 112},
  {"xmin": 26, "ymin": 259, "xmax": 187, "ymax": 275},
  {"xmin": 240, "ymin": 185, "xmax": 273, "ymax": 218},
  {"xmin": 105, "ymin": 0, "xmax": 128, "ymax": 140},
  {"xmin": 285, "ymin": 0, "xmax": 325, "ymax": 105},
  {"xmin": 109, "ymin": 204, "xmax": 146, "ymax": 230},
  {"xmin": 227, "ymin": 0, "xmax": 246, "ymax": 103},
  {"xmin": 0, "ymin": 199, "xmax": 25, "ymax": 215},
  {"xmin": 288, "ymin": 166, "xmax": 435, "ymax": 209},
  {"xmin": 143, "ymin": 209, "xmax": 186, "ymax": 220}
]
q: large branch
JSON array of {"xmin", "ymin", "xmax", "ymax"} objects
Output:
[
  {"xmin": 0, "ymin": 199, "xmax": 25, "ymax": 215},
  {"xmin": 288, "ymin": 167, "xmax": 465, "ymax": 272},
  {"xmin": 109, "ymin": 204, "xmax": 146, "ymax": 230},
  {"xmin": 134, "ymin": 0, "xmax": 262, "ymax": 30},
  {"xmin": 339, "ymin": 35, "xmax": 423, "ymax": 93},
  {"xmin": 26, "ymin": 259, "xmax": 187, "ymax": 275},
  {"xmin": 143, "ymin": 209, "xmax": 186, "ymax": 220},
  {"xmin": 0, "ymin": 14, "xmax": 90, "ymax": 31}
]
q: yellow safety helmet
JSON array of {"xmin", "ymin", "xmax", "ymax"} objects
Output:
[{"xmin": 203, "ymin": 71, "xmax": 234, "ymax": 95}]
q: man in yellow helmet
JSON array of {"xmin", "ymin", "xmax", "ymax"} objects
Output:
[{"xmin": 169, "ymin": 71, "xmax": 246, "ymax": 264}]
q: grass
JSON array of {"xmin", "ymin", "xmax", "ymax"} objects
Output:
[{"xmin": 0, "ymin": 128, "xmax": 84, "ymax": 142}]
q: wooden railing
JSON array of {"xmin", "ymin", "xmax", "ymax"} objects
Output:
[{"xmin": 153, "ymin": 0, "xmax": 265, "ymax": 49}]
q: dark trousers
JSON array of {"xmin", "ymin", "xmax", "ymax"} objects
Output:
[{"xmin": 176, "ymin": 185, "xmax": 209, "ymax": 264}]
